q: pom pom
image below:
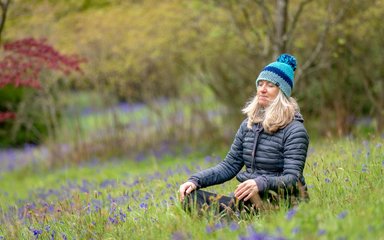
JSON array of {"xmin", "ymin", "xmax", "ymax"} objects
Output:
[{"xmin": 277, "ymin": 54, "xmax": 297, "ymax": 71}]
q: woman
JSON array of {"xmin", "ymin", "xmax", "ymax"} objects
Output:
[{"xmin": 179, "ymin": 54, "xmax": 309, "ymax": 213}]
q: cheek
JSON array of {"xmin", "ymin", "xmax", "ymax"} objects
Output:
[{"xmin": 270, "ymin": 88, "xmax": 279, "ymax": 97}]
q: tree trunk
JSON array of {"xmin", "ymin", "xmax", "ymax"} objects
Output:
[
  {"xmin": 377, "ymin": 110, "xmax": 384, "ymax": 134},
  {"xmin": 0, "ymin": 0, "xmax": 11, "ymax": 44},
  {"xmin": 274, "ymin": 0, "xmax": 288, "ymax": 57}
]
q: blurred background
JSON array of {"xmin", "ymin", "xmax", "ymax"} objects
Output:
[{"xmin": 0, "ymin": 0, "xmax": 383, "ymax": 169}]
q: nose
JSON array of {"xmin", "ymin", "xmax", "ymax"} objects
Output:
[{"xmin": 259, "ymin": 83, "xmax": 267, "ymax": 92}]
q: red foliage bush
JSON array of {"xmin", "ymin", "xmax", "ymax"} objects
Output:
[{"xmin": 0, "ymin": 38, "xmax": 85, "ymax": 122}]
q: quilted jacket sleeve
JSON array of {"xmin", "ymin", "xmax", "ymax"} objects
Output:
[
  {"xmin": 254, "ymin": 121, "xmax": 309, "ymax": 193},
  {"xmin": 188, "ymin": 121, "xmax": 246, "ymax": 188}
]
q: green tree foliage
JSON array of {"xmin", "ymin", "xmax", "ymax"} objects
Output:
[{"xmin": 4, "ymin": 0, "xmax": 384, "ymax": 138}]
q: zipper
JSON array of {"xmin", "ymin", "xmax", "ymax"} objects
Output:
[{"xmin": 251, "ymin": 123, "xmax": 263, "ymax": 171}]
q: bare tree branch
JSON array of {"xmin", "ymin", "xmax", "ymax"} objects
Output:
[
  {"xmin": 227, "ymin": 0, "xmax": 259, "ymax": 56},
  {"xmin": 226, "ymin": 0, "xmax": 271, "ymax": 57},
  {"xmin": 296, "ymin": 0, "xmax": 353, "ymax": 81},
  {"xmin": 256, "ymin": 0, "xmax": 274, "ymax": 46},
  {"xmin": 286, "ymin": 0, "xmax": 313, "ymax": 39}
]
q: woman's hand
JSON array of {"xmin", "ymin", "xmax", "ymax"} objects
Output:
[
  {"xmin": 179, "ymin": 182, "xmax": 197, "ymax": 202},
  {"xmin": 234, "ymin": 179, "xmax": 259, "ymax": 202}
]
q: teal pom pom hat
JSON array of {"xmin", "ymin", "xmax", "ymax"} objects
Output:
[{"xmin": 256, "ymin": 53, "xmax": 297, "ymax": 97}]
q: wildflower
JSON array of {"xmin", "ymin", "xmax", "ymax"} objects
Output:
[
  {"xmin": 285, "ymin": 207, "xmax": 297, "ymax": 220},
  {"xmin": 292, "ymin": 227, "xmax": 300, "ymax": 234},
  {"xmin": 318, "ymin": 229, "xmax": 326, "ymax": 236},
  {"xmin": 205, "ymin": 156, "xmax": 213, "ymax": 163},
  {"xmin": 206, "ymin": 225, "xmax": 213, "ymax": 234},
  {"xmin": 32, "ymin": 229, "xmax": 43, "ymax": 236},
  {"xmin": 214, "ymin": 222, "xmax": 223, "ymax": 230},
  {"xmin": 62, "ymin": 233, "xmax": 68, "ymax": 240},
  {"xmin": 240, "ymin": 226, "xmax": 285, "ymax": 240},
  {"xmin": 119, "ymin": 210, "xmax": 127, "ymax": 222},
  {"xmin": 172, "ymin": 231, "xmax": 186, "ymax": 240},
  {"xmin": 325, "ymin": 178, "xmax": 331, "ymax": 183},
  {"xmin": 100, "ymin": 179, "xmax": 116, "ymax": 188},
  {"xmin": 337, "ymin": 211, "xmax": 348, "ymax": 219},
  {"xmin": 229, "ymin": 222, "xmax": 239, "ymax": 231},
  {"xmin": 139, "ymin": 203, "xmax": 148, "ymax": 209},
  {"xmin": 109, "ymin": 216, "xmax": 118, "ymax": 225},
  {"xmin": 362, "ymin": 164, "xmax": 368, "ymax": 172},
  {"xmin": 145, "ymin": 193, "xmax": 151, "ymax": 200}
]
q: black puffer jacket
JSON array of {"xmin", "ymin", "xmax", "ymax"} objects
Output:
[{"xmin": 188, "ymin": 114, "xmax": 309, "ymax": 197}]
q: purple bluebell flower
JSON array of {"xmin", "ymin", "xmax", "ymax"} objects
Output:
[
  {"xmin": 229, "ymin": 222, "xmax": 239, "ymax": 231},
  {"xmin": 240, "ymin": 226, "xmax": 285, "ymax": 240},
  {"xmin": 214, "ymin": 222, "xmax": 223, "ymax": 230},
  {"xmin": 50, "ymin": 230, "xmax": 55, "ymax": 240},
  {"xmin": 32, "ymin": 229, "xmax": 43, "ymax": 237},
  {"xmin": 291, "ymin": 227, "xmax": 300, "ymax": 234},
  {"xmin": 205, "ymin": 156, "xmax": 213, "ymax": 163},
  {"xmin": 206, "ymin": 225, "xmax": 213, "ymax": 234},
  {"xmin": 145, "ymin": 193, "xmax": 151, "ymax": 200},
  {"xmin": 119, "ymin": 210, "xmax": 127, "ymax": 222},
  {"xmin": 92, "ymin": 199, "xmax": 102, "ymax": 212},
  {"xmin": 135, "ymin": 153, "xmax": 146, "ymax": 162},
  {"xmin": 109, "ymin": 216, "xmax": 118, "ymax": 225},
  {"xmin": 325, "ymin": 178, "xmax": 331, "ymax": 183},
  {"xmin": 139, "ymin": 203, "xmax": 148, "ymax": 209},
  {"xmin": 337, "ymin": 211, "xmax": 348, "ymax": 219},
  {"xmin": 61, "ymin": 233, "xmax": 67, "ymax": 240},
  {"xmin": 172, "ymin": 231, "xmax": 186, "ymax": 240},
  {"xmin": 286, "ymin": 207, "xmax": 297, "ymax": 220},
  {"xmin": 362, "ymin": 164, "xmax": 368, "ymax": 172},
  {"xmin": 318, "ymin": 229, "xmax": 326, "ymax": 236},
  {"xmin": 183, "ymin": 166, "xmax": 191, "ymax": 175},
  {"xmin": 100, "ymin": 179, "xmax": 116, "ymax": 188}
]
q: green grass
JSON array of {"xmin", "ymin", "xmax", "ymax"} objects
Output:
[{"xmin": 0, "ymin": 137, "xmax": 383, "ymax": 239}]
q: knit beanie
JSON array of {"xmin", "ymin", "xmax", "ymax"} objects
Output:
[{"xmin": 256, "ymin": 53, "xmax": 297, "ymax": 97}]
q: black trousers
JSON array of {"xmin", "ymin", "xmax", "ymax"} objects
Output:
[{"xmin": 183, "ymin": 189, "xmax": 255, "ymax": 215}]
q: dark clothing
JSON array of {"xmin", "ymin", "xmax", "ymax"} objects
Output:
[
  {"xmin": 188, "ymin": 114, "xmax": 309, "ymax": 201},
  {"xmin": 183, "ymin": 190, "xmax": 255, "ymax": 215}
]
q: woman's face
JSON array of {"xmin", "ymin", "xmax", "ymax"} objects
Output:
[{"xmin": 257, "ymin": 80, "xmax": 280, "ymax": 107}]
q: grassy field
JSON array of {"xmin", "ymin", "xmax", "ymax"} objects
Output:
[{"xmin": 0, "ymin": 135, "xmax": 383, "ymax": 239}]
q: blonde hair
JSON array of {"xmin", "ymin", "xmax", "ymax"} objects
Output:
[{"xmin": 242, "ymin": 90, "xmax": 299, "ymax": 133}]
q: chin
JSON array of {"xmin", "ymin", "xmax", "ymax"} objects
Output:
[{"xmin": 258, "ymin": 101, "xmax": 268, "ymax": 107}]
